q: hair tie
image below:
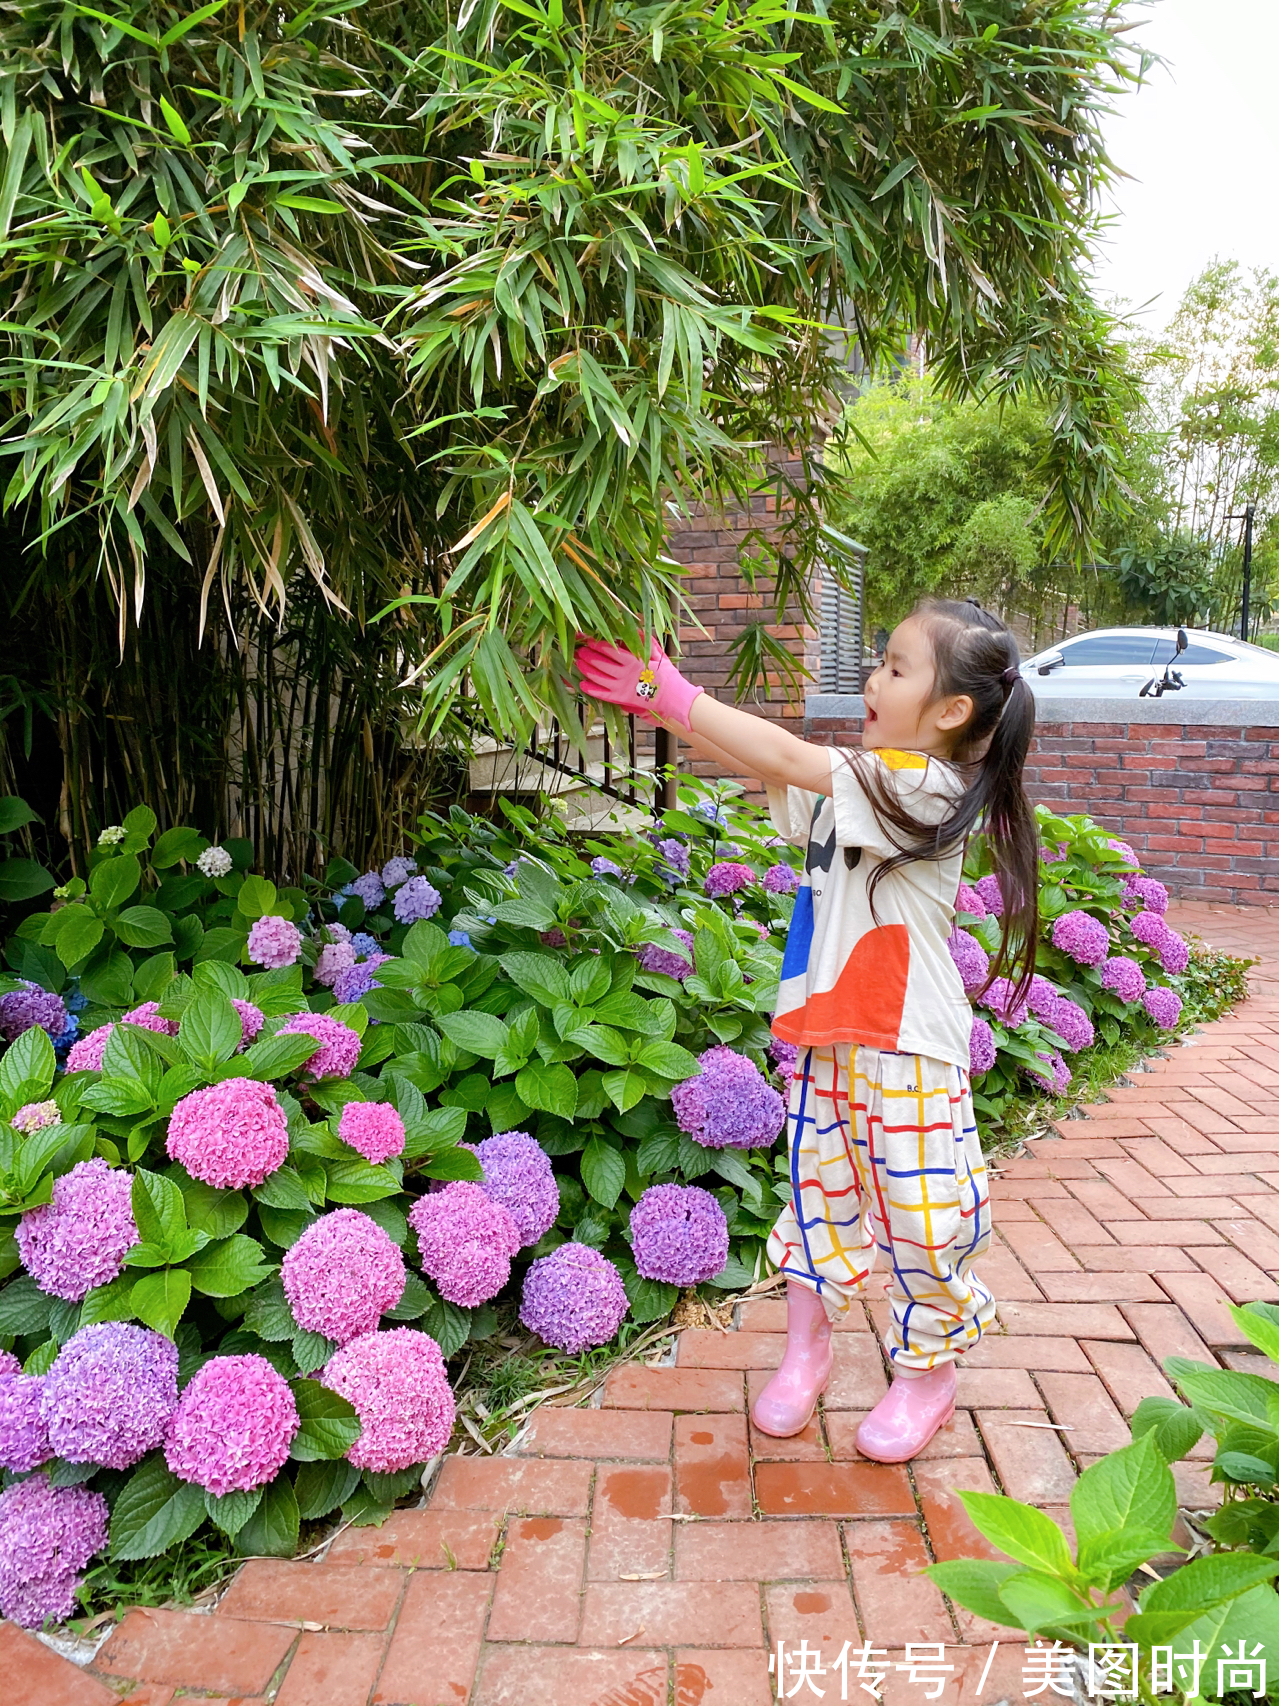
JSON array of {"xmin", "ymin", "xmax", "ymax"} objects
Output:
[{"xmin": 1000, "ymin": 665, "xmax": 1018, "ymax": 687}]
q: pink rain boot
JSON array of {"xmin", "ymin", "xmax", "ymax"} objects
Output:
[
  {"xmin": 855, "ymin": 1363, "xmax": 956, "ymax": 1463},
  {"xmin": 750, "ymin": 1281, "xmax": 834, "ymax": 1438}
]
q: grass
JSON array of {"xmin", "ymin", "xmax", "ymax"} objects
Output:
[{"xmin": 72, "ymin": 1530, "xmax": 240, "ymax": 1627}]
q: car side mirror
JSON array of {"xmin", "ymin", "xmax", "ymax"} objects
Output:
[
  {"xmin": 1037, "ymin": 652, "xmax": 1065, "ymax": 676},
  {"xmin": 1175, "ymin": 628, "xmax": 1188, "ymax": 655}
]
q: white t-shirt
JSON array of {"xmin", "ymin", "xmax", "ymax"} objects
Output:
[{"xmin": 767, "ymin": 746, "xmax": 973, "ymax": 1069}]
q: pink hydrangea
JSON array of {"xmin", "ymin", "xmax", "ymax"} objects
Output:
[
  {"xmin": 1158, "ymin": 928, "xmax": 1190, "ymax": 975},
  {"xmin": 1029, "ymin": 1048, "xmax": 1072, "ymax": 1096},
  {"xmin": 973, "ymin": 875, "xmax": 1004, "ymax": 916},
  {"xmin": 1099, "ymin": 956, "xmax": 1146, "ymax": 1004},
  {"xmin": 164, "ymin": 1354, "xmax": 299, "ymax": 1496},
  {"xmin": 1040, "ymin": 842, "xmax": 1068, "ymax": 864},
  {"xmin": 338, "ymin": 1101, "xmax": 406, "ymax": 1164},
  {"xmin": 704, "ymin": 862, "xmax": 756, "ymax": 897},
  {"xmin": 1142, "ymin": 986, "xmax": 1183, "ymax": 1029},
  {"xmin": 16, "ymin": 1158, "xmax": 138, "ymax": 1301},
  {"xmin": 0, "ymin": 1474, "xmax": 108, "ymax": 1628},
  {"xmin": 322, "ymin": 1328, "xmax": 455, "ymax": 1472},
  {"xmin": 1129, "ymin": 910, "xmax": 1169, "ymax": 950},
  {"xmin": 762, "ymin": 863, "xmax": 800, "ymax": 894},
  {"xmin": 233, "ymin": 998, "xmax": 265, "ymax": 1049},
  {"xmin": 11, "ymin": 1101, "xmax": 60, "ymax": 1134},
  {"xmin": 279, "ymin": 1012, "xmax": 361, "ymax": 1080},
  {"xmin": 247, "ymin": 914, "xmax": 302, "ymax": 970},
  {"xmin": 968, "ymin": 1017, "xmax": 996, "ymax": 1076},
  {"xmin": 1050, "ymin": 910, "xmax": 1110, "ymax": 967},
  {"xmin": 314, "ymin": 941, "xmax": 358, "ymax": 988},
  {"xmin": 166, "ymin": 1077, "xmax": 289, "ymax": 1190},
  {"xmin": 121, "ymin": 1001, "xmax": 179, "ymax": 1037},
  {"xmin": 1122, "ymin": 875, "xmax": 1169, "ymax": 915},
  {"xmin": 948, "ymin": 929, "xmax": 990, "ymax": 996},
  {"xmin": 955, "ymin": 882, "xmax": 987, "ymax": 920},
  {"xmin": 1106, "ymin": 838, "xmax": 1138, "ymax": 867},
  {"xmin": 282, "ymin": 1209, "xmax": 406, "ymax": 1344},
  {"xmin": 637, "ymin": 928, "xmax": 695, "ymax": 981},
  {"xmin": 409, "ymin": 1181, "xmax": 520, "ymax": 1307},
  {"xmin": 0, "ymin": 1369, "xmax": 51, "ymax": 1471},
  {"xmin": 980, "ymin": 977, "xmax": 1028, "ymax": 1026},
  {"xmin": 65, "ymin": 1024, "xmax": 114, "ymax": 1073}
]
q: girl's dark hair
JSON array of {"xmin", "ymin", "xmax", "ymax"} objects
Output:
[{"xmin": 848, "ymin": 596, "xmax": 1039, "ymax": 1001}]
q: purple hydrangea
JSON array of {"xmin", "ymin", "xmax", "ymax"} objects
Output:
[
  {"xmin": 520, "ymin": 1242, "xmax": 629, "ymax": 1353},
  {"xmin": 655, "ymin": 837, "xmax": 690, "ymax": 882},
  {"xmin": 16, "ymin": 1158, "xmax": 138, "ymax": 1301},
  {"xmin": 121, "ymin": 1001, "xmax": 179, "ymax": 1037},
  {"xmin": 969, "ymin": 1017, "xmax": 996, "ymax": 1076},
  {"xmin": 11, "ymin": 1101, "xmax": 60, "ymax": 1134},
  {"xmin": 0, "ymin": 1369, "xmax": 51, "ymax": 1471},
  {"xmin": 947, "ymin": 929, "xmax": 990, "ymax": 996},
  {"xmin": 1107, "ymin": 838, "xmax": 1139, "ymax": 867},
  {"xmin": 1158, "ymin": 928, "xmax": 1190, "ymax": 975},
  {"xmin": 1029, "ymin": 1049, "xmax": 1072, "ymax": 1096},
  {"xmin": 322, "ymin": 1328, "xmax": 455, "ymax": 1472},
  {"xmin": 1041, "ymin": 996, "xmax": 1095, "ymax": 1054},
  {"xmin": 590, "ymin": 856, "xmax": 625, "ymax": 878},
  {"xmin": 0, "ymin": 980, "xmax": 68, "ymax": 1044},
  {"xmin": 65, "ymin": 1023, "xmax": 114, "ymax": 1073},
  {"xmin": 333, "ymin": 954, "xmax": 390, "ymax": 1005},
  {"xmin": 167, "ymin": 1078, "xmax": 289, "ymax": 1189},
  {"xmin": 409, "ymin": 1181, "xmax": 521, "ymax": 1307},
  {"xmin": 247, "ymin": 914, "xmax": 302, "ymax": 970},
  {"xmin": 1026, "ymin": 975, "xmax": 1061, "ymax": 1022},
  {"xmin": 382, "ymin": 856, "xmax": 417, "ymax": 888},
  {"xmin": 980, "ymin": 977, "xmax": 1028, "ymax": 1026},
  {"xmin": 233, "ymin": 998, "xmax": 265, "ymax": 1049},
  {"xmin": 1040, "ymin": 842, "xmax": 1068, "ymax": 864},
  {"xmin": 393, "ymin": 876, "xmax": 442, "ymax": 924},
  {"xmin": 1100, "ymin": 955, "xmax": 1147, "ymax": 1004},
  {"xmin": 472, "ymin": 1130, "xmax": 560, "ymax": 1248},
  {"xmin": 0, "ymin": 1474, "xmax": 108, "ymax": 1628},
  {"xmin": 164, "ymin": 1354, "xmax": 299, "ymax": 1496},
  {"xmin": 0, "ymin": 1348, "xmax": 19, "ymax": 1376},
  {"xmin": 1122, "ymin": 875, "xmax": 1169, "ymax": 915},
  {"xmin": 1142, "ymin": 986, "xmax": 1183, "ymax": 1029},
  {"xmin": 314, "ymin": 940, "xmax": 358, "ymax": 988},
  {"xmin": 704, "ymin": 862, "xmax": 757, "ymax": 898},
  {"xmin": 540, "ymin": 928, "xmax": 568, "ymax": 948},
  {"xmin": 339, "ymin": 1100, "xmax": 405, "ymax": 1164},
  {"xmin": 1051, "ymin": 910, "xmax": 1110, "ymax": 967},
  {"xmin": 671, "ymin": 1045, "xmax": 786, "ymax": 1150},
  {"xmin": 638, "ymin": 928, "xmax": 695, "ymax": 981},
  {"xmin": 769, "ymin": 1036, "xmax": 800, "ymax": 1080},
  {"xmin": 279, "ymin": 1012, "xmax": 362, "ymax": 1080},
  {"xmin": 281, "ymin": 1209, "xmax": 406, "ymax": 1344},
  {"xmin": 630, "ymin": 1185, "xmax": 729, "ymax": 1287},
  {"xmin": 973, "ymin": 875, "xmax": 1005, "ymax": 916},
  {"xmin": 352, "ymin": 870, "xmax": 386, "ymax": 909},
  {"xmin": 763, "ymin": 863, "xmax": 800, "ymax": 894},
  {"xmin": 41, "ymin": 1324, "xmax": 178, "ymax": 1469},
  {"xmin": 954, "ymin": 882, "xmax": 988, "ymax": 920}
]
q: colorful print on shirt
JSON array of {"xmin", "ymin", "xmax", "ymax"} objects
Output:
[{"xmin": 766, "ymin": 746, "xmax": 973, "ymax": 1069}]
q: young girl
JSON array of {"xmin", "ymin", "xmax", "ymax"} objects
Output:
[{"xmin": 575, "ymin": 597, "xmax": 1038, "ymax": 1462}]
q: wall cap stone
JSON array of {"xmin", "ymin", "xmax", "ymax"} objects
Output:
[{"xmin": 805, "ymin": 693, "xmax": 1279, "ymax": 728}]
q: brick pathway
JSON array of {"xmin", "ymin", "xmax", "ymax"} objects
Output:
[{"xmin": 9, "ymin": 900, "xmax": 1279, "ymax": 1706}]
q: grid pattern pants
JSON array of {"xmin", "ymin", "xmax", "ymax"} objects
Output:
[{"xmin": 766, "ymin": 1044, "xmax": 994, "ymax": 1372}]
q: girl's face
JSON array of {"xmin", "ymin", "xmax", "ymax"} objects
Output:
[{"xmin": 861, "ymin": 616, "xmax": 972, "ymax": 754}]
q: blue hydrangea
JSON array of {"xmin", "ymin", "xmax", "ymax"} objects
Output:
[
  {"xmin": 351, "ymin": 932, "xmax": 381, "ymax": 960},
  {"xmin": 352, "ymin": 870, "xmax": 386, "ymax": 909},
  {"xmin": 448, "ymin": 930, "xmax": 473, "ymax": 950}
]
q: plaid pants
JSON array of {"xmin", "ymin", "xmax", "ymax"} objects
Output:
[{"xmin": 766, "ymin": 1044, "xmax": 994, "ymax": 1372}]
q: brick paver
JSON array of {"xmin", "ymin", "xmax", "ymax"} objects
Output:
[{"xmin": 3, "ymin": 897, "xmax": 1268, "ymax": 1703}]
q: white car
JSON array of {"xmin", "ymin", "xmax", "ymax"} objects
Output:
[{"xmin": 1020, "ymin": 627, "xmax": 1279, "ymax": 699}]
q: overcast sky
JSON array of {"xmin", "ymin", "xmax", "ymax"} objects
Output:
[{"xmin": 1089, "ymin": 0, "xmax": 1279, "ymax": 326}]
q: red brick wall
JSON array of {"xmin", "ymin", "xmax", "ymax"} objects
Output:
[{"xmin": 805, "ymin": 709, "xmax": 1279, "ymax": 905}]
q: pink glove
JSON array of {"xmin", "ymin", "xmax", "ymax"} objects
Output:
[{"xmin": 574, "ymin": 638, "xmax": 703, "ymax": 732}]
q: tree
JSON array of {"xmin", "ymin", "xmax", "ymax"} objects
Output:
[{"xmin": 0, "ymin": 0, "xmax": 1147, "ymax": 861}]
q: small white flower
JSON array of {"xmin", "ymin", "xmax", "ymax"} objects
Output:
[
  {"xmin": 97, "ymin": 825, "xmax": 125, "ymax": 846},
  {"xmin": 197, "ymin": 845, "xmax": 234, "ymax": 879}
]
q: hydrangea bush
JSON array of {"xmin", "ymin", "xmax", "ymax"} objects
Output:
[{"xmin": 0, "ymin": 782, "xmax": 1239, "ymax": 1624}]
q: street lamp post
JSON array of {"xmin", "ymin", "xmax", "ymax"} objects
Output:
[{"xmin": 1227, "ymin": 503, "xmax": 1257, "ymax": 640}]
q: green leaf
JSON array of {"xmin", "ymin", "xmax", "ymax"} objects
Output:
[
  {"xmin": 499, "ymin": 951, "xmax": 571, "ymax": 1007},
  {"xmin": 158, "ymin": 94, "xmax": 192, "ymax": 145},
  {"xmin": 80, "ymin": 949, "xmax": 134, "ymax": 1006},
  {"xmin": 193, "ymin": 960, "xmax": 250, "ymax": 998},
  {"xmin": 421, "ymin": 1145, "xmax": 484, "ymax": 1182},
  {"xmin": 234, "ymin": 1473, "xmax": 299, "ymax": 1558},
  {"xmin": 171, "ymin": 1172, "xmax": 249, "ymax": 1239},
  {"xmin": 113, "ymin": 905, "xmax": 174, "ymax": 948},
  {"xmin": 0, "ymin": 1273, "xmax": 55, "ymax": 1335},
  {"xmin": 131, "ymin": 1167, "xmax": 188, "ymax": 1252},
  {"xmin": 239, "ymin": 1032, "xmax": 326, "ymax": 1080},
  {"xmin": 1131, "ymin": 1394, "xmax": 1205, "ymax": 1462},
  {"xmin": 1069, "ymin": 1431, "xmax": 1175, "ymax": 1549},
  {"xmin": 244, "ymin": 1278, "xmax": 296, "ymax": 1340},
  {"xmin": 363, "ymin": 1464, "xmax": 422, "ymax": 1503},
  {"xmin": 421, "ymin": 1295, "xmax": 470, "ymax": 1358},
  {"xmin": 997, "ymin": 1569, "xmax": 1106, "ymax": 1633},
  {"xmin": 1140, "ymin": 1550, "xmax": 1279, "ymax": 1613},
  {"xmin": 235, "ymin": 875, "xmax": 278, "ymax": 920},
  {"xmin": 179, "ymin": 989, "xmax": 243, "ymax": 1070},
  {"xmin": 79, "ymin": 1274, "xmax": 138, "ymax": 1325},
  {"xmin": 152, "ymin": 825, "xmax": 207, "ymax": 868},
  {"xmin": 385, "ymin": 1271, "xmax": 432, "ymax": 1321},
  {"xmin": 23, "ymin": 1337, "xmax": 59, "ymax": 1374},
  {"xmin": 110, "ymin": 1455, "xmax": 206, "ymax": 1560},
  {"xmin": 437, "ymin": 1010, "xmax": 509, "ymax": 1059},
  {"xmin": 637, "ymin": 1040, "xmax": 703, "ymax": 1080},
  {"xmin": 187, "ymin": 1233, "xmax": 273, "ymax": 1297},
  {"xmin": 625, "ymin": 1273, "xmax": 677, "ymax": 1323},
  {"xmin": 0, "ymin": 795, "xmax": 37, "ymax": 834},
  {"xmin": 1075, "ymin": 1528, "xmax": 1174, "ymax": 1594},
  {"xmin": 515, "ymin": 1060, "xmax": 578, "ymax": 1118},
  {"xmin": 581, "ymin": 1135, "xmax": 626, "ymax": 1208},
  {"xmin": 90, "ymin": 853, "xmax": 141, "ymax": 910},
  {"xmin": 1229, "ymin": 1301, "xmax": 1279, "ymax": 1363},
  {"xmin": 0, "ymin": 857, "xmax": 56, "ymax": 900},
  {"xmin": 289, "ymin": 1377, "xmax": 362, "ymax": 1460},
  {"xmin": 326, "ymin": 1156, "xmax": 401, "ymax": 1203},
  {"xmin": 254, "ymin": 1166, "xmax": 312, "ymax": 1211},
  {"xmin": 601, "ymin": 1066, "xmax": 647, "ymax": 1113},
  {"xmin": 204, "ymin": 1486, "xmax": 263, "ymax": 1537},
  {"xmin": 925, "ymin": 1559, "xmax": 1024, "ymax": 1626},
  {"xmin": 955, "ymin": 1492, "xmax": 1075, "ymax": 1578},
  {"xmin": 293, "ymin": 1328, "xmax": 338, "ymax": 1373},
  {"xmin": 0, "ymin": 1022, "xmax": 56, "ymax": 1107},
  {"xmin": 130, "ymin": 1267, "xmax": 192, "ymax": 1338},
  {"xmin": 1146, "ymin": 1584, "xmax": 1279, "ymax": 1696},
  {"xmin": 295, "ymin": 1458, "xmax": 361, "ymax": 1521}
]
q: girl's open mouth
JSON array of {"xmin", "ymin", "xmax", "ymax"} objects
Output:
[{"xmin": 865, "ymin": 706, "xmax": 878, "ymax": 722}]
